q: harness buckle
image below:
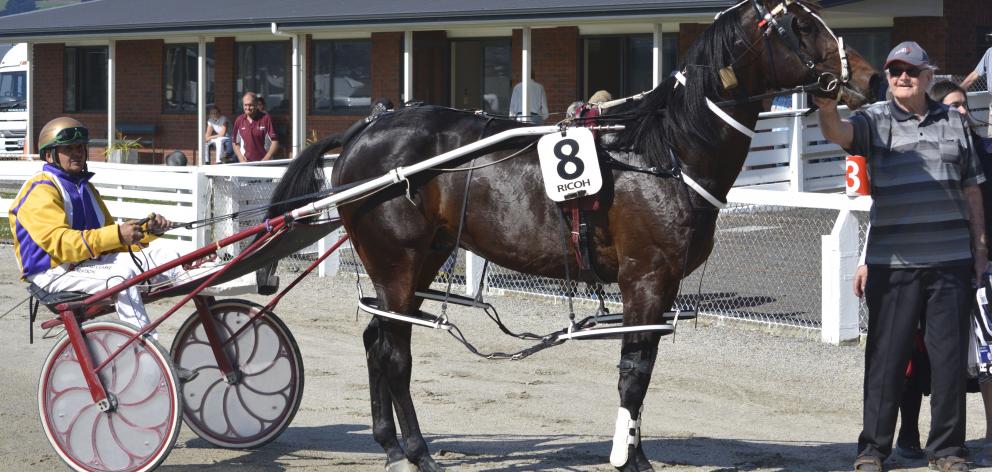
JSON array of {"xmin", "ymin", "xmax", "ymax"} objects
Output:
[{"xmin": 817, "ymin": 72, "xmax": 840, "ymax": 92}]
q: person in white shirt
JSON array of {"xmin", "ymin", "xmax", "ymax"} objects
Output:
[
  {"xmin": 204, "ymin": 105, "xmax": 232, "ymax": 164},
  {"xmin": 509, "ymin": 78, "xmax": 549, "ymax": 124}
]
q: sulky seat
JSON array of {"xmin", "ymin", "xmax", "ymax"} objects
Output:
[{"xmin": 27, "ymin": 283, "xmax": 90, "ymax": 313}]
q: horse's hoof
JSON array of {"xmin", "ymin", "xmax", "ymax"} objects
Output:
[
  {"xmin": 386, "ymin": 459, "xmax": 418, "ymax": 472},
  {"xmin": 616, "ymin": 447, "xmax": 654, "ymax": 472},
  {"xmin": 416, "ymin": 456, "xmax": 444, "ymax": 472}
]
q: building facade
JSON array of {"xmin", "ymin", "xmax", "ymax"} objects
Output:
[{"xmin": 0, "ymin": 0, "xmax": 987, "ymax": 163}]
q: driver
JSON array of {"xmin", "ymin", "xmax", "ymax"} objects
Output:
[{"xmin": 8, "ymin": 118, "xmax": 195, "ymax": 380}]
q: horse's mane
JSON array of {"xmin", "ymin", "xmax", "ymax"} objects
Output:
[{"xmin": 604, "ymin": 7, "xmax": 748, "ymax": 165}]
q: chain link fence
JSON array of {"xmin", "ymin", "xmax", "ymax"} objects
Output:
[
  {"xmin": 332, "ymin": 203, "xmax": 870, "ymax": 333},
  {"xmin": 480, "ymin": 204, "xmax": 870, "ymax": 331},
  {"xmin": 203, "ymin": 171, "xmax": 331, "ymax": 275}
]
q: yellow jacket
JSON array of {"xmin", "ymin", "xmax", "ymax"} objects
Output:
[{"xmin": 9, "ymin": 164, "xmax": 155, "ymax": 279}]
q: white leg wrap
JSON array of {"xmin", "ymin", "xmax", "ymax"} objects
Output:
[{"xmin": 610, "ymin": 407, "xmax": 642, "ymax": 467}]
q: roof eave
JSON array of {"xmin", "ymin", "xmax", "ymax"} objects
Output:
[{"xmin": 0, "ymin": 4, "xmax": 731, "ymax": 41}]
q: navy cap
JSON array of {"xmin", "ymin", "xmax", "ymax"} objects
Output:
[{"xmin": 884, "ymin": 41, "xmax": 929, "ymax": 68}]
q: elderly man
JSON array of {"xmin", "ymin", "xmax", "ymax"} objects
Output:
[
  {"xmin": 233, "ymin": 91, "xmax": 279, "ymax": 162},
  {"xmin": 10, "ymin": 117, "xmax": 197, "ymax": 380},
  {"xmin": 817, "ymin": 42, "xmax": 985, "ymax": 472}
]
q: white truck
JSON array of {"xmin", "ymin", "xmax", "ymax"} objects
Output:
[{"xmin": 0, "ymin": 43, "xmax": 27, "ymax": 156}]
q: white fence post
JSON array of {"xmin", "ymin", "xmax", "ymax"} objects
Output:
[
  {"xmin": 317, "ymin": 228, "xmax": 341, "ymax": 277},
  {"xmin": 192, "ymin": 168, "xmax": 208, "ymax": 248},
  {"xmin": 789, "ymin": 92, "xmax": 806, "ymax": 192},
  {"xmin": 465, "ymin": 251, "xmax": 486, "ymax": 297},
  {"xmin": 821, "ymin": 209, "xmax": 860, "ymax": 344}
]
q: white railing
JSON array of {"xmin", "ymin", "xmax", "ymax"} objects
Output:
[{"xmin": 735, "ymin": 92, "xmax": 991, "ymax": 191}]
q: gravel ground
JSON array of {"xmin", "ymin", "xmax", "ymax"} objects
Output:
[{"xmin": 0, "ymin": 249, "xmax": 990, "ymax": 472}]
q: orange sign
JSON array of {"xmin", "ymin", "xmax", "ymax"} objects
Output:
[{"xmin": 845, "ymin": 155, "xmax": 869, "ymax": 196}]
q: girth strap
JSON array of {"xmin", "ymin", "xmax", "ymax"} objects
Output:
[{"xmin": 560, "ymin": 197, "xmax": 604, "ymax": 283}]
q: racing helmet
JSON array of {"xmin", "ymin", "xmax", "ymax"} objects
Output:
[{"xmin": 38, "ymin": 117, "xmax": 89, "ymax": 158}]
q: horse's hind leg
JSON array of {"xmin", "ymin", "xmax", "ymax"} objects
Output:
[
  {"xmin": 364, "ymin": 317, "xmax": 408, "ymax": 468},
  {"xmin": 362, "ymin": 248, "xmax": 449, "ymax": 472}
]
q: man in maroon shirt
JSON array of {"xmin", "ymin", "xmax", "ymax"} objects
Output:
[{"xmin": 233, "ymin": 92, "xmax": 279, "ymax": 162}]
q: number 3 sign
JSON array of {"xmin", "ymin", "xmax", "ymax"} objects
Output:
[{"xmin": 537, "ymin": 127, "xmax": 603, "ymax": 202}]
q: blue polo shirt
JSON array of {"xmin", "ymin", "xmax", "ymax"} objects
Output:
[{"xmin": 847, "ymin": 98, "xmax": 985, "ymax": 268}]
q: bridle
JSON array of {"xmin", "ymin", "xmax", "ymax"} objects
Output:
[
  {"xmin": 592, "ymin": 0, "xmax": 859, "ymax": 210},
  {"xmin": 711, "ymin": 0, "xmax": 854, "ymax": 107}
]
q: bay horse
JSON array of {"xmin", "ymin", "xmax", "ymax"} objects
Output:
[{"xmin": 268, "ymin": 1, "xmax": 878, "ymax": 469}]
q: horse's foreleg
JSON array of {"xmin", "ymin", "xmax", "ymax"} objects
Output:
[
  {"xmin": 364, "ymin": 319, "xmax": 409, "ymax": 467},
  {"xmin": 613, "ymin": 333, "xmax": 662, "ymax": 471}
]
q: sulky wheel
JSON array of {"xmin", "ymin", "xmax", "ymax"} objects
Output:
[
  {"xmin": 38, "ymin": 320, "xmax": 182, "ymax": 472},
  {"xmin": 170, "ymin": 299, "xmax": 304, "ymax": 449}
]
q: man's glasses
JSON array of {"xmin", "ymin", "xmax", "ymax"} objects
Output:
[{"xmin": 887, "ymin": 66, "xmax": 924, "ymax": 78}]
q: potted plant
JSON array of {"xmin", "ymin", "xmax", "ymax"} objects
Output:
[{"xmin": 104, "ymin": 132, "xmax": 142, "ymax": 164}]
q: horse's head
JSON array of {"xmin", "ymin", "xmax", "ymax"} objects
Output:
[{"xmin": 736, "ymin": 0, "xmax": 879, "ymax": 109}]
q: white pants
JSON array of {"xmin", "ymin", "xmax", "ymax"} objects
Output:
[
  {"xmin": 206, "ymin": 137, "xmax": 232, "ymax": 164},
  {"xmin": 28, "ymin": 248, "xmax": 186, "ymax": 339}
]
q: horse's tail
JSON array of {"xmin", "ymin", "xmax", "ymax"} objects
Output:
[
  {"xmin": 250, "ymin": 132, "xmax": 347, "ymax": 295},
  {"xmin": 265, "ymin": 132, "xmax": 345, "ymax": 219}
]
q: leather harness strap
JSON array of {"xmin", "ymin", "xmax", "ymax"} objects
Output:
[{"xmin": 559, "ymin": 105, "xmax": 607, "ymax": 283}]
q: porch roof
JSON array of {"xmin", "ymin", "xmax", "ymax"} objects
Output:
[{"xmin": 0, "ymin": 0, "xmax": 856, "ymax": 41}]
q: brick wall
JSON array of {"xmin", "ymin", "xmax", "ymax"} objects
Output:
[
  {"xmin": 511, "ymin": 26, "xmax": 579, "ymax": 116},
  {"xmin": 413, "ymin": 31, "xmax": 448, "ymax": 105},
  {"xmin": 31, "ymin": 43, "xmax": 64, "ymax": 155},
  {"xmin": 214, "ymin": 37, "xmax": 235, "ymax": 118},
  {"xmin": 371, "ymin": 32, "xmax": 402, "ymax": 105},
  {"xmin": 921, "ymin": 0, "xmax": 992, "ymax": 75},
  {"xmin": 891, "ymin": 17, "xmax": 949, "ymax": 73}
]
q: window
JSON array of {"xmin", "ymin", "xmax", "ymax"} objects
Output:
[
  {"xmin": 164, "ymin": 44, "xmax": 214, "ymax": 113},
  {"xmin": 64, "ymin": 46, "xmax": 107, "ymax": 113},
  {"xmin": 834, "ymin": 28, "xmax": 890, "ymax": 98},
  {"xmin": 312, "ymin": 39, "xmax": 372, "ymax": 114},
  {"xmin": 582, "ymin": 34, "xmax": 677, "ymax": 101},
  {"xmin": 0, "ymin": 70, "xmax": 26, "ymax": 111},
  {"xmin": 235, "ymin": 42, "xmax": 289, "ymax": 114},
  {"xmin": 451, "ymin": 39, "xmax": 511, "ymax": 114}
]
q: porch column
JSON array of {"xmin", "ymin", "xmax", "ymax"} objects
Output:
[
  {"xmin": 522, "ymin": 27, "xmax": 531, "ymax": 118},
  {"xmin": 197, "ymin": 37, "xmax": 206, "ymax": 165},
  {"xmin": 652, "ymin": 23, "xmax": 664, "ymax": 86},
  {"xmin": 403, "ymin": 31, "xmax": 413, "ymax": 102},
  {"xmin": 295, "ymin": 33, "xmax": 307, "ymax": 157},
  {"xmin": 107, "ymin": 39, "xmax": 116, "ymax": 155},
  {"xmin": 290, "ymin": 33, "xmax": 301, "ymax": 157},
  {"xmin": 25, "ymin": 42, "xmax": 32, "ymax": 157}
]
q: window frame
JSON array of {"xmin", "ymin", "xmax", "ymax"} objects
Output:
[
  {"xmin": 449, "ymin": 37, "xmax": 512, "ymax": 115},
  {"xmin": 579, "ymin": 33, "xmax": 678, "ymax": 101},
  {"xmin": 64, "ymin": 46, "xmax": 108, "ymax": 113},
  {"xmin": 234, "ymin": 40, "xmax": 291, "ymax": 116},
  {"xmin": 310, "ymin": 38, "xmax": 373, "ymax": 116},
  {"xmin": 162, "ymin": 43, "xmax": 214, "ymax": 114}
]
